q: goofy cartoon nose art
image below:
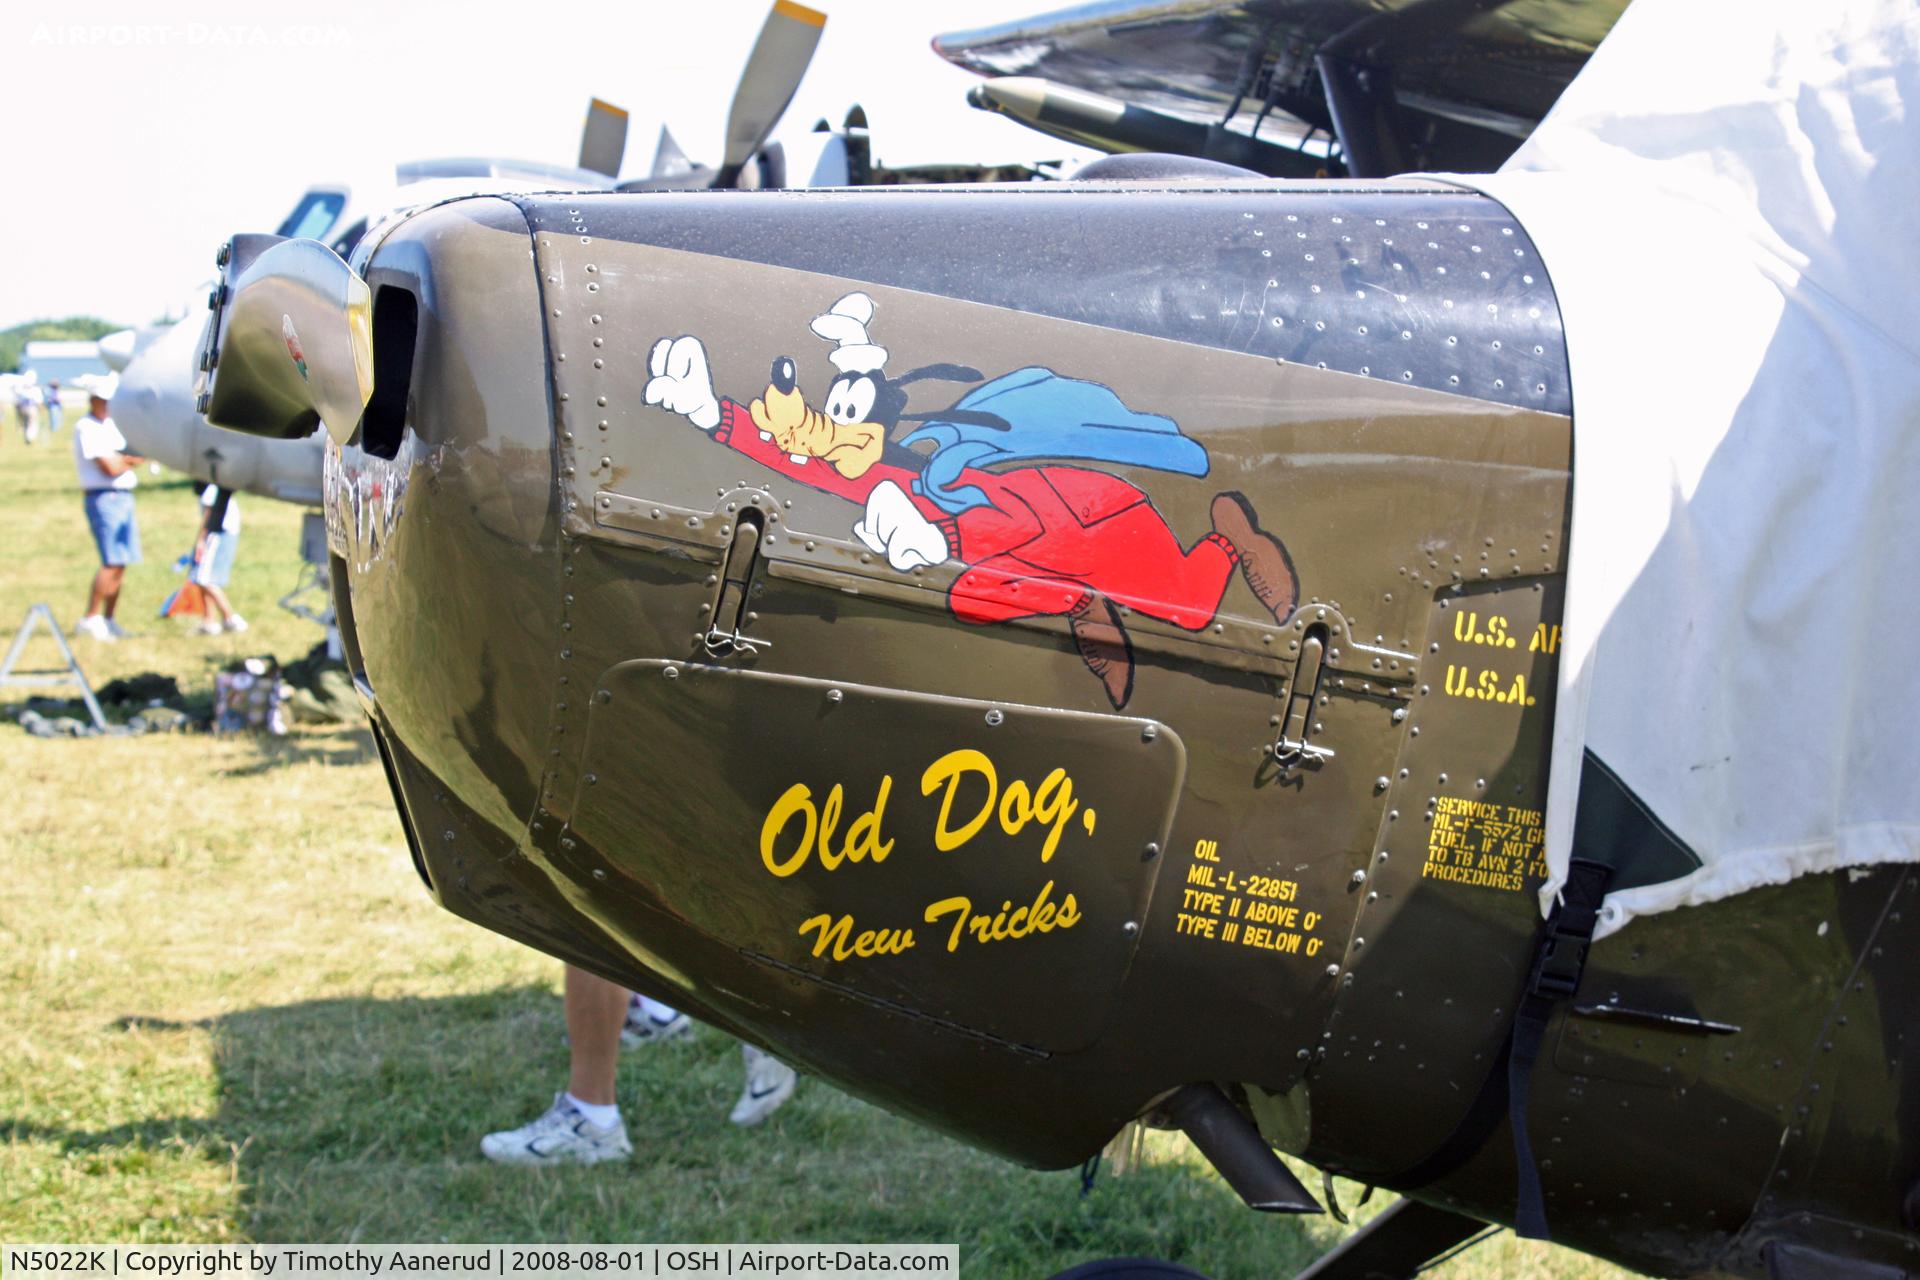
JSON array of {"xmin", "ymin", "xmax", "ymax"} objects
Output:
[{"xmin": 643, "ymin": 292, "xmax": 1300, "ymax": 709}]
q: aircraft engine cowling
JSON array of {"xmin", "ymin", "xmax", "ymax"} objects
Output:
[
  {"xmin": 241, "ymin": 184, "xmax": 1920, "ymax": 1277},
  {"xmin": 279, "ymin": 178, "xmax": 1575, "ymax": 1174},
  {"xmin": 183, "ymin": 179, "xmax": 1920, "ymax": 1277}
]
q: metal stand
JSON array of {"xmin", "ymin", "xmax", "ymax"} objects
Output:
[
  {"xmin": 279, "ymin": 511, "xmax": 337, "ymax": 634},
  {"xmin": 0, "ymin": 604, "xmax": 109, "ymax": 732}
]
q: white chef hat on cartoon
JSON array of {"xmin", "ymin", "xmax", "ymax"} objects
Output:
[{"xmin": 809, "ymin": 292, "xmax": 888, "ymax": 374}]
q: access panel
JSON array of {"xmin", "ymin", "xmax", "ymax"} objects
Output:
[{"xmin": 567, "ymin": 661, "xmax": 1187, "ymax": 1053}]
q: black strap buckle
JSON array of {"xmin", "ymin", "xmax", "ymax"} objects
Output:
[
  {"xmin": 1383, "ymin": 856, "xmax": 1616, "ymax": 1237},
  {"xmin": 1528, "ymin": 934, "xmax": 1588, "ymax": 1003},
  {"xmin": 1527, "ymin": 859, "xmax": 1610, "ymax": 996},
  {"xmin": 1510, "ymin": 857, "xmax": 1613, "ymax": 1240}
]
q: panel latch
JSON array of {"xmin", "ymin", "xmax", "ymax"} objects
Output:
[
  {"xmin": 704, "ymin": 509, "xmax": 769, "ymax": 657},
  {"xmin": 1272, "ymin": 623, "xmax": 1335, "ymax": 767}
]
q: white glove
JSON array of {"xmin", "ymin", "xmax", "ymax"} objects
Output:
[
  {"xmin": 644, "ymin": 335, "xmax": 721, "ymax": 430},
  {"xmin": 853, "ymin": 480, "xmax": 951, "ymax": 571}
]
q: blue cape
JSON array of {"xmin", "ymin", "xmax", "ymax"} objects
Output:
[{"xmin": 899, "ymin": 367, "xmax": 1209, "ymax": 515}]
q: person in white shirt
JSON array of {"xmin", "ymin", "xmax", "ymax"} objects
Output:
[
  {"xmin": 192, "ymin": 485, "xmax": 247, "ymax": 634},
  {"xmin": 73, "ymin": 380, "xmax": 146, "ymax": 641},
  {"xmin": 17, "ymin": 388, "xmax": 39, "ymax": 444}
]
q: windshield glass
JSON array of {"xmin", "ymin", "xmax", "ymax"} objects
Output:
[
  {"xmin": 275, "ymin": 188, "xmax": 348, "ymax": 240},
  {"xmin": 330, "ymin": 217, "xmax": 369, "ymax": 258}
]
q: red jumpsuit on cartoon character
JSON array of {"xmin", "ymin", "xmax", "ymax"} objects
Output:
[{"xmin": 713, "ymin": 399, "xmax": 1243, "ymax": 629}]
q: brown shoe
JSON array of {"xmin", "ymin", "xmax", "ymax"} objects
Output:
[
  {"xmin": 1210, "ymin": 492, "xmax": 1299, "ymax": 623},
  {"xmin": 1067, "ymin": 592, "xmax": 1135, "ymax": 709}
]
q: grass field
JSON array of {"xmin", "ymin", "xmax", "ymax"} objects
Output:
[{"xmin": 0, "ymin": 426, "xmax": 1632, "ymax": 1278}]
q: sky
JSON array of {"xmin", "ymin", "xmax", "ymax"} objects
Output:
[{"xmin": 0, "ymin": 0, "xmax": 1093, "ymax": 330}]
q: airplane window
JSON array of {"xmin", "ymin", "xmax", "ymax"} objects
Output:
[
  {"xmin": 275, "ymin": 189, "xmax": 347, "ymax": 241},
  {"xmin": 330, "ymin": 218, "xmax": 369, "ymax": 259}
]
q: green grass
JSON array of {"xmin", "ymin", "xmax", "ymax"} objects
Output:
[{"xmin": 0, "ymin": 434, "xmax": 1633, "ymax": 1277}]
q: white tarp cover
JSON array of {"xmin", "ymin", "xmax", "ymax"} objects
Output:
[{"xmin": 1453, "ymin": 0, "xmax": 1920, "ymax": 936}]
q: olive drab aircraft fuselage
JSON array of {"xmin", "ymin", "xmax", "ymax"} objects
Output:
[{"xmin": 198, "ymin": 184, "xmax": 1918, "ymax": 1280}]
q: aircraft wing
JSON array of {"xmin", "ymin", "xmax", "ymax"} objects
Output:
[{"xmin": 934, "ymin": 0, "xmax": 1630, "ymax": 176}]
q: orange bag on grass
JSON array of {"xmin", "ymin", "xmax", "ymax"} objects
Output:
[{"xmin": 161, "ymin": 582, "xmax": 206, "ymax": 618}]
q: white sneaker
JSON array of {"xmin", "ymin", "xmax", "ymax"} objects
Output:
[
  {"xmin": 730, "ymin": 1045, "xmax": 797, "ymax": 1126},
  {"xmin": 104, "ymin": 618, "xmax": 129, "ymax": 638},
  {"xmin": 73, "ymin": 615, "xmax": 114, "ymax": 642},
  {"xmin": 197, "ymin": 621, "xmax": 224, "ymax": 636},
  {"xmin": 479, "ymin": 1094, "xmax": 632, "ymax": 1166},
  {"xmin": 621, "ymin": 997, "xmax": 692, "ymax": 1048},
  {"xmin": 224, "ymin": 615, "xmax": 248, "ymax": 633}
]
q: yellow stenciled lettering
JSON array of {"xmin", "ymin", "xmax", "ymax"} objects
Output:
[
  {"xmin": 843, "ymin": 774, "xmax": 895, "ymax": 866},
  {"xmin": 761, "ymin": 783, "xmax": 817, "ymax": 878},
  {"xmin": 923, "ymin": 880, "xmax": 1081, "ymax": 952},
  {"xmin": 798, "ymin": 912, "xmax": 916, "ymax": 961},
  {"xmin": 998, "ymin": 779, "xmax": 1033, "ymax": 835},
  {"xmin": 797, "ymin": 912, "xmax": 849, "ymax": 957},
  {"xmin": 816, "ymin": 784, "xmax": 846, "ymax": 869},
  {"xmin": 922, "ymin": 748, "xmax": 997, "ymax": 851},
  {"xmin": 1031, "ymin": 767, "xmax": 1080, "ymax": 863},
  {"xmin": 760, "ymin": 776, "xmax": 895, "ymax": 877},
  {"xmin": 1454, "ymin": 610, "xmax": 1521, "ymax": 649},
  {"xmin": 925, "ymin": 896, "xmax": 972, "ymax": 953}
]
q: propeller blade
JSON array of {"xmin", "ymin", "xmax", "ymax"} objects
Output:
[
  {"xmin": 717, "ymin": 0, "xmax": 826, "ymax": 186},
  {"xmin": 578, "ymin": 97, "xmax": 630, "ymax": 177},
  {"xmin": 650, "ymin": 125, "xmax": 695, "ymax": 179}
]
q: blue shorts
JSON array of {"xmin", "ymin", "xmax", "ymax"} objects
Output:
[
  {"xmin": 192, "ymin": 530, "xmax": 239, "ymax": 588},
  {"xmin": 84, "ymin": 489, "xmax": 141, "ymax": 567}
]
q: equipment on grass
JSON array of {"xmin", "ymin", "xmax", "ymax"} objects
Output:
[{"xmin": 0, "ymin": 604, "xmax": 109, "ymax": 732}]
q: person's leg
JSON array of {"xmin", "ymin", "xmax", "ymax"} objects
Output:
[
  {"xmin": 200, "ymin": 584, "xmax": 236, "ymax": 625},
  {"xmin": 194, "ymin": 534, "xmax": 235, "ymax": 630},
  {"xmin": 211, "ymin": 534, "xmax": 245, "ymax": 631},
  {"xmin": 99, "ymin": 565, "xmax": 126, "ymax": 620},
  {"xmin": 97, "ymin": 495, "xmax": 138, "ymax": 627},
  {"xmin": 564, "ymin": 964, "xmax": 629, "ymax": 1106},
  {"xmin": 81, "ymin": 494, "xmax": 111, "ymax": 626},
  {"xmin": 85, "ymin": 567, "xmax": 113, "ymax": 619},
  {"xmin": 479, "ymin": 966, "xmax": 634, "ymax": 1164}
]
